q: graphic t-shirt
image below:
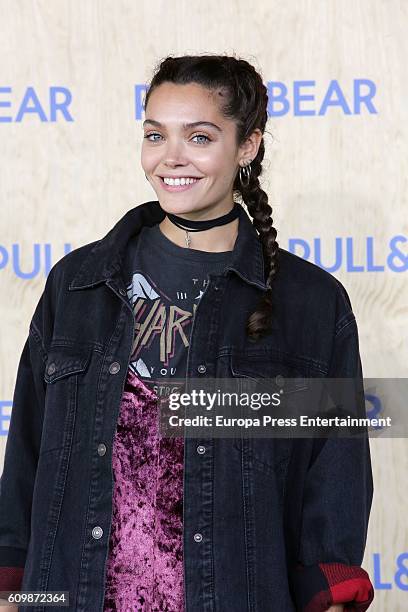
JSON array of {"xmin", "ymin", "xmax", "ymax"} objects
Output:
[
  {"xmin": 126, "ymin": 222, "xmax": 233, "ymax": 389},
  {"xmin": 103, "ymin": 222, "xmax": 234, "ymax": 611}
]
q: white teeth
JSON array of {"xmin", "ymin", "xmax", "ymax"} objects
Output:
[{"xmin": 163, "ymin": 177, "xmax": 199, "ymax": 186}]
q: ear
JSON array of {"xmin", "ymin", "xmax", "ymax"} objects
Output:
[{"xmin": 238, "ymin": 128, "xmax": 263, "ymax": 162}]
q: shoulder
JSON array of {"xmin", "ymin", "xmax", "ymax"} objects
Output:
[
  {"xmin": 29, "ymin": 240, "xmax": 100, "ymax": 331},
  {"xmin": 276, "ymin": 247, "xmax": 356, "ymax": 333},
  {"xmin": 55, "ymin": 240, "xmax": 101, "ymax": 270},
  {"xmin": 277, "ymin": 247, "xmax": 341, "ymax": 289},
  {"xmin": 45, "ymin": 240, "xmax": 100, "ymax": 287}
]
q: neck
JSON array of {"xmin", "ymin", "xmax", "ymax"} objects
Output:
[{"xmin": 158, "ymin": 207, "xmax": 239, "ymax": 252}]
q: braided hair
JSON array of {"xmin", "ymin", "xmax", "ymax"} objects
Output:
[{"xmin": 143, "ymin": 53, "xmax": 279, "ymax": 342}]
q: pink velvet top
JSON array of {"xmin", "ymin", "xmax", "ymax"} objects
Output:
[{"xmin": 103, "ymin": 370, "xmax": 184, "ymax": 611}]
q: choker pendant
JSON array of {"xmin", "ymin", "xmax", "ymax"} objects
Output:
[{"xmin": 166, "ymin": 201, "xmax": 242, "ymax": 249}]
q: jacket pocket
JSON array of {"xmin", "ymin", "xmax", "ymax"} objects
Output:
[
  {"xmin": 229, "ymin": 349, "xmax": 309, "ymax": 474},
  {"xmin": 41, "ymin": 345, "xmax": 92, "ymax": 456},
  {"xmin": 230, "ymin": 350, "xmax": 309, "ymax": 393}
]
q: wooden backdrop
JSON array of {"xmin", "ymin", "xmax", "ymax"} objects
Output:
[{"xmin": 0, "ymin": 1, "xmax": 407, "ymax": 609}]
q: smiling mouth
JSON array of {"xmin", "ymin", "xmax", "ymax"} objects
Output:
[
  {"xmin": 159, "ymin": 177, "xmax": 203, "ymax": 183},
  {"xmin": 158, "ymin": 177, "xmax": 204, "ymax": 189}
]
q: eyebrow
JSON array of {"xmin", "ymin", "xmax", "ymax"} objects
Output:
[{"xmin": 142, "ymin": 119, "xmax": 222, "ymax": 133}]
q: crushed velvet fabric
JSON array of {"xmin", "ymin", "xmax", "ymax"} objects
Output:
[{"xmin": 103, "ymin": 370, "xmax": 184, "ymax": 611}]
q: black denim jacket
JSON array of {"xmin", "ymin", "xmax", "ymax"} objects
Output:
[{"xmin": 0, "ymin": 200, "xmax": 374, "ymax": 611}]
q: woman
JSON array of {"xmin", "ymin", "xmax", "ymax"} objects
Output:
[{"xmin": 0, "ymin": 55, "xmax": 374, "ymax": 611}]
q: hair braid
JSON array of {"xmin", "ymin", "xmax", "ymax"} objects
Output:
[{"xmin": 239, "ymin": 145, "xmax": 280, "ymax": 341}]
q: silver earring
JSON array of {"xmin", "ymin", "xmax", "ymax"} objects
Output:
[{"xmin": 239, "ymin": 160, "xmax": 252, "ymax": 187}]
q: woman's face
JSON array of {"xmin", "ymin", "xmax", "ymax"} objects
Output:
[{"xmin": 141, "ymin": 82, "xmax": 259, "ymax": 216}]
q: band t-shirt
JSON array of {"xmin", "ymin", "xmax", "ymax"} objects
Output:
[{"xmin": 103, "ymin": 221, "xmax": 234, "ymax": 611}]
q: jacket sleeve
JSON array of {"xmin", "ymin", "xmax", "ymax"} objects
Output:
[
  {"xmin": 0, "ymin": 321, "xmax": 47, "ymax": 591},
  {"xmin": 289, "ymin": 296, "xmax": 375, "ymax": 611}
]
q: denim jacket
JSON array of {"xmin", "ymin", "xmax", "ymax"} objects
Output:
[{"xmin": 0, "ymin": 200, "xmax": 374, "ymax": 611}]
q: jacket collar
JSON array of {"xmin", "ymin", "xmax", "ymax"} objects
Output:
[{"xmin": 69, "ymin": 199, "xmax": 268, "ymax": 292}]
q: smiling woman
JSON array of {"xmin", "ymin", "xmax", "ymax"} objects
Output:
[
  {"xmin": 0, "ymin": 54, "xmax": 374, "ymax": 612},
  {"xmin": 140, "ymin": 80, "xmax": 261, "ymax": 254}
]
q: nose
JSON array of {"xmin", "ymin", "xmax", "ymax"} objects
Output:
[
  {"xmin": 164, "ymin": 159, "xmax": 186, "ymax": 168},
  {"xmin": 162, "ymin": 140, "xmax": 188, "ymax": 167}
]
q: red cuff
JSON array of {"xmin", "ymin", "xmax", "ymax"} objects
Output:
[
  {"xmin": 290, "ymin": 562, "xmax": 374, "ymax": 611},
  {"xmin": 319, "ymin": 562, "xmax": 374, "ymax": 610}
]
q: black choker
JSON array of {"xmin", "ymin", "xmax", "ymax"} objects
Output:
[{"xmin": 166, "ymin": 202, "xmax": 241, "ymax": 248}]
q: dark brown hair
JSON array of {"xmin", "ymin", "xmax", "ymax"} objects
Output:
[{"xmin": 143, "ymin": 53, "xmax": 279, "ymax": 342}]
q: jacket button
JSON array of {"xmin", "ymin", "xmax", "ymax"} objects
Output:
[
  {"xmin": 119, "ymin": 288, "xmax": 127, "ymax": 296},
  {"xmin": 197, "ymin": 445, "xmax": 206, "ymax": 454},
  {"xmin": 109, "ymin": 361, "xmax": 121, "ymax": 375},
  {"xmin": 193, "ymin": 532, "xmax": 203, "ymax": 542},
  {"xmin": 275, "ymin": 374, "xmax": 285, "ymax": 387},
  {"xmin": 92, "ymin": 526, "xmax": 103, "ymax": 539},
  {"xmin": 214, "ymin": 286, "xmax": 219, "ymax": 291},
  {"xmin": 47, "ymin": 363, "xmax": 56, "ymax": 375},
  {"xmin": 197, "ymin": 364, "xmax": 206, "ymax": 374},
  {"xmin": 97, "ymin": 443, "xmax": 107, "ymax": 456}
]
